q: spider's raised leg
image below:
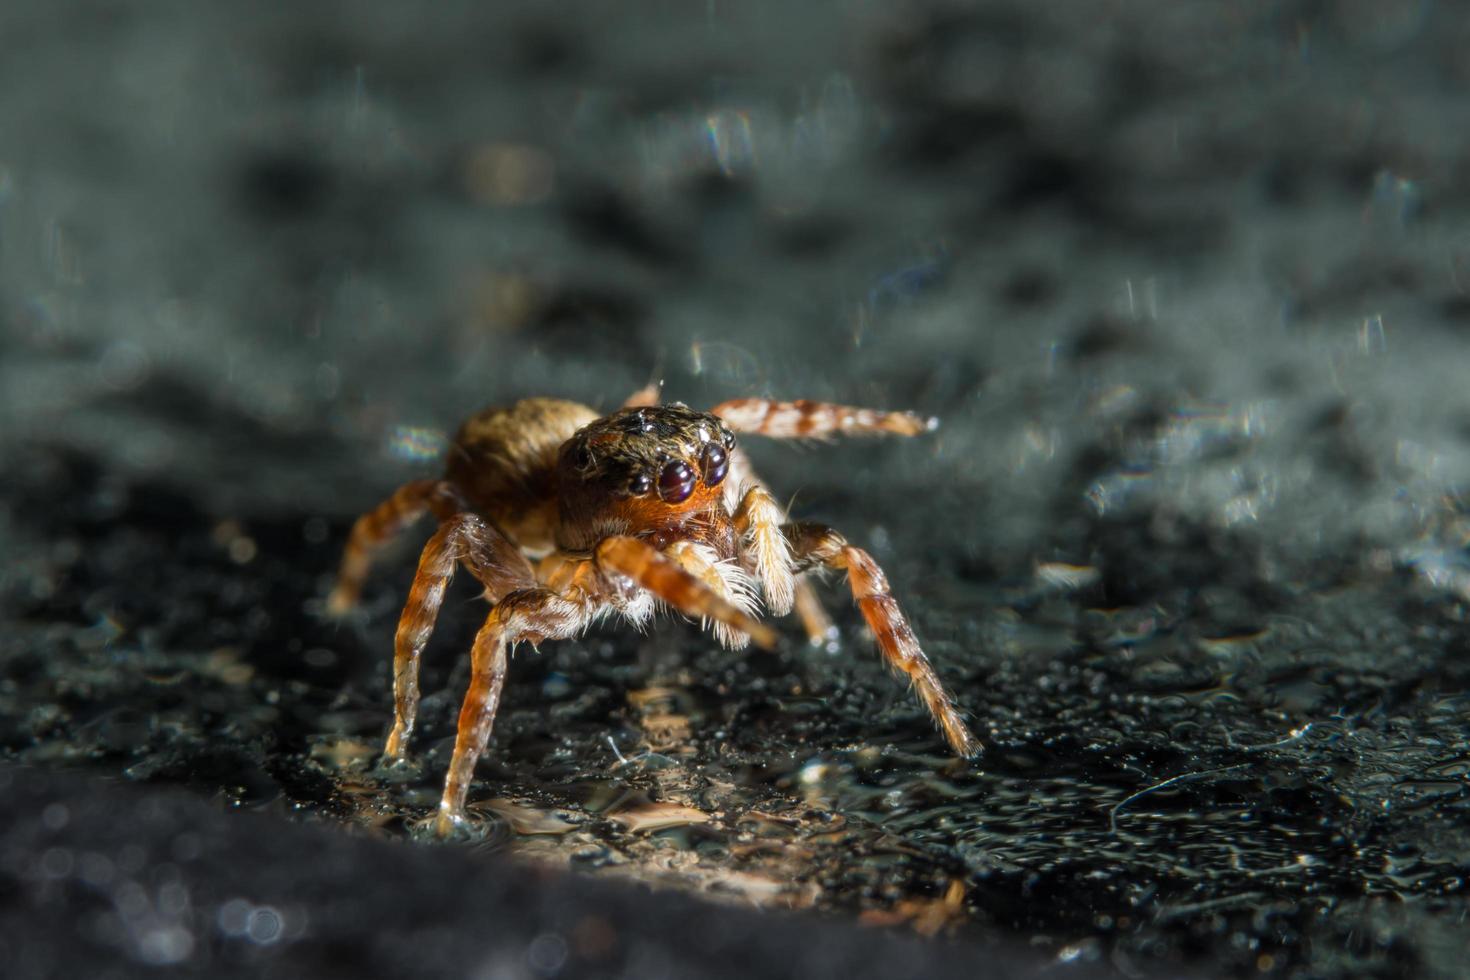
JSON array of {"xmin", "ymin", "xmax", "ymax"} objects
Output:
[
  {"xmin": 436, "ymin": 586, "xmax": 590, "ymax": 836},
  {"xmin": 783, "ymin": 522, "xmax": 981, "ymax": 758},
  {"xmin": 711, "ymin": 398, "xmax": 937, "ymax": 439},
  {"xmin": 620, "ymin": 383, "xmax": 662, "ymax": 408},
  {"xmin": 595, "ymin": 535, "xmax": 778, "ymax": 649},
  {"xmin": 385, "ymin": 514, "xmax": 536, "ymax": 758},
  {"xmin": 328, "ymin": 479, "xmax": 462, "ymax": 614}
]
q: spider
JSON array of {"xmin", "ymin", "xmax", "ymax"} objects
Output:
[{"xmin": 328, "ymin": 389, "xmax": 980, "ymax": 836}]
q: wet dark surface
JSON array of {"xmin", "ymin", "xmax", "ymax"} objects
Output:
[
  {"xmin": 1, "ymin": 765, "xmax": 1038, "ymax": 979},
  {"xmin": 5, "ymin": 2, "xmax": 1470, "ymax": 978}
]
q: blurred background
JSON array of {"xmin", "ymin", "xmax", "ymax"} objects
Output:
[{"xmin": 3, "ymin": 1, "xmax": 1470, "ymax": 977}]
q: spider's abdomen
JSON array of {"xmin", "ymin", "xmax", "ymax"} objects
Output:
[{"xmin": 445, "ymin": 398, "xmax": 600, "ymax": 552}]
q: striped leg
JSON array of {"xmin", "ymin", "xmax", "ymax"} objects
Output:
[
  {"xmin": 620, "ymin": 383, "xmax": 662, "ymax": 408},
  {"xmin": 435, "ymin": 586, "xmax": 589, "ymax": 836},
  {"xmin": 328, "ymin": 479, "xmax": 461, "ymax": 614},
  {"xmin": 711, "ymin": 398, "xmax": 938, "ymax": 440},
  {"xmin": 385, "ymin": 514, "xmax": 536, "ymax": 759},
  {"xmin": 783, "ymin": 522, "xmax": 981, "ymax": 758}
]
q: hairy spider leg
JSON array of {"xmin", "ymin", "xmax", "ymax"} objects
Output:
[
  {"xmin": 435, "ymin": 586, "xmax": 589, "ymax": 836},
  {"xmin": 731, "ymin": 484, "xmax": 796, "ymax": 616},
  {"xmin": 385, "ymin": 513, "xmax": 536, "ymax": 758},
  {"xmin": 435, "ymin": 534, "xmax": 779, "ymax": 835},
  {"xmin": 328, "ymin": 479, "xmax": 462, "ymax": 614},
  {"xmin": 595, "ymin": 535, "xmax": 779, "ymax": 649},
  {"xmin": 710, "ymin": 398, "xmax": 938, "ymax": 439},
  {"xmin": 664, "ymin": 540, "xmax": 759, "ymax": 649},
  {"xmin": 724, "ymin": 444, "xmax": 837, "ymax": 646},
  {"xmin": 783, "ymin": 522, "xmax": 982, "ymax": 758}
]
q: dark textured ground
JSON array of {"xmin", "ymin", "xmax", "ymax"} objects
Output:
[{"xmin": 4, "ymin": 2, "xmax": 1470, "ymax": 978}]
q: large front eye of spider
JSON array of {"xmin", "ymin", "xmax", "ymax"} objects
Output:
[
  {"xmin": 657, "ymin": 459, "xmax": 696, "ymax": 503},
  {"xmin": 700, "ymin": 442, "xmax": 728, "ymax": 486}
]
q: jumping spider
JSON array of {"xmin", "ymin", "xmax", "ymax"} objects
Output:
[{"xmin": 329, "ymin": 389, "xmax": 980, "ymax": 836}]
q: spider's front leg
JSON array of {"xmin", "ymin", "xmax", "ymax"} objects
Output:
[
  {"xmin": 435, "ymin": 586, "xmax": 591, "ymax": 836},
  {"xmin": 328, "ymin": 479, "xmax": 463, "ymax": 614},
  {"xmin": 783, "ymin": 522, "xmax": 982, "ymax": 758},
  {"xmin": 724, "ymin": 444, "xmax": 836, "ymax": 646},
  {"xmin": 731, "ymin": 484, "xmax": 796, "ymax": 616},
  {"xmin": 663, "ymin": 540, "xmax": 759, "ymax": 649},
  {"xmin": 385, "ymin": 513, "xmax": 536, "ymax": 758},
  {"xmin": 594, "ymin": 536, "xmax": 778, "ymax": 649}
]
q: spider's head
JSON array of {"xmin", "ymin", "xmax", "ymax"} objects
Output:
[{"xmin": 556, "ymin": 404, "xmax": 735, "ymax": 547}]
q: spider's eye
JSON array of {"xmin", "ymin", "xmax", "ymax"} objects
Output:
[
  {"xmin": 721, "ymin": 428, "xmax": 735, "ymax": 449},
  {"xmin": 572, "ymin": 445, "xmax": 593, "ymax": 470},
  {"xmin": 628, "ymin": 472, "xmax": 653, "ymax": 496},
  {"xmin": 700, "ymin": 442, "xmax": 728, "ymax": 486},
  {"xmin": 657, "ymin": 459, "xmax": 696, "ymax": 503}
]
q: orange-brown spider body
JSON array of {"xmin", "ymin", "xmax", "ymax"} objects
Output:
[{"xmin": 330, "ymin": 392, "xmax": 979, "ymax": 836}]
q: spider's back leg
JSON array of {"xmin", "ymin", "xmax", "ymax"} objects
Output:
[
  {"xmin": 385, "ymin": 513, "xmax": 537, "ymax": 758},
  {"xmin": 328, "ymin": 479, "xmax": 462, "ymax": 614},
  {"xmin": 436, "ymin": 585, "xmax": 592, "ymax": 836}
]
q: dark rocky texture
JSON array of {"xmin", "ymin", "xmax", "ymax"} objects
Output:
[{"xmin": 4, "ymin": 2, "xmax": 1470, "ymax": 978}]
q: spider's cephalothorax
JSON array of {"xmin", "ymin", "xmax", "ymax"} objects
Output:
[
  {"xmin": 330, "ymin": 390, "xmax": 979, "ymax": 836},
  {"xmin": 556, "ymin": 404, "xmax": 739, "ymax": 551}
]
